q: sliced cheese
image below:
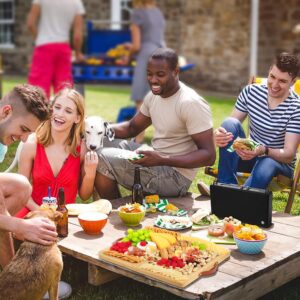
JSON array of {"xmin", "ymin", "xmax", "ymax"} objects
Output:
[
  {"xmin": 150, "ymin": 232, "xmax": 170, "ymax": 249},
  {"xmin": 158, "ymin": 233, "xmax": 177, "ymax": 245}
]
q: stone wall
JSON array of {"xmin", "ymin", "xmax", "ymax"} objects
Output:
[
  {"xmin": 1, "ymin": 1, "xmax": 31, "ymax": 74},
  {"xmin": 1, "ymin": 0, "xmax": 300, "ymax": 93},
  {"xmin": 159, "ymin": 0, "xmax": 251, "ymax": 93},
  {"xmin": 258, "ymin": 0, "xmax": 300, "ymax": 77}
]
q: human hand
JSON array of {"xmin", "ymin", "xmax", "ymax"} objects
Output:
[
  {"xmin": 84, "ymin": 151, "xmax": 98, "ymax": 178},
  {"xmin": 214, "ymin": 127, "xmax": 233, "ymax": 147},
  {"xmin": 248, "ymin": 75, "xmax": 256, "ymax": 85},
  {"xmin": 132, "ymin": 150, "xmax": 163, "ymax": 166},
  {"xmin": 235, "ymin": 144, "xmax": 265, "ymax": 160},
  {"xmin": 123, "ymin": 42, "xmax": 133, "ymax": 50},
  {"xmin": 235, "ymin": 148, "xmax": 256, "ymax": 160},
  {"xmin": 75, "ymin": 52, "xmax": 86, "ymax": 63},
  {"xmin": 17, "ymin": 217, "xmax": 57, "ymax": 245}
]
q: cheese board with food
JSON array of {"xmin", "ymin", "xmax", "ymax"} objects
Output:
[
  {"xmin": 66, "ymin": 199, "xmax": 112, "ymax": 216},
  {"xmin": 99, "ymin": 226, "xmax": 230, "ymax": 288}
]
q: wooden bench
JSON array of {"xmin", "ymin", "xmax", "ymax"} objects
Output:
[{"xmin": 58, "ymin": 194, "xmax": 300, "ymax": 299}]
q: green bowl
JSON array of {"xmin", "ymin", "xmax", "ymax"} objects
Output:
[{"xmin": 118, "ymin": 206, "xmax": 145, "ymax": 226}]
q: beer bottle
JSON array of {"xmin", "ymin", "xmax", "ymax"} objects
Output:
[
  {"xmin": 56, "ymin": 187, "xmax": 68, "ymax": 237},
  {"xmin": 132, "ymin": 167, "xmax": 144, "ymax": 204}
]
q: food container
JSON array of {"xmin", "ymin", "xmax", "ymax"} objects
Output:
[
  {"xmin": 118, "ymin": 205, "xmax": 145, "ymax": 227},
  {"xmin": 233, "ymin": 234, "xmax": 267, "ymax": 254},
  {"xmin": 233, "ymin": 224, "xmax": 267, "ymax": 254},
  {"xmin": 78, "ymin": 212, "xmax": 108, "ymax": 235},
  {"xmin": 223, "ymin": 216, "xmax": 241, "ymax": 237}
]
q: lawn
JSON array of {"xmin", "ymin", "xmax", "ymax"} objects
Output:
[{"xmin": 1, "ymin": 77, "xmax": 300, "ymax": 299}]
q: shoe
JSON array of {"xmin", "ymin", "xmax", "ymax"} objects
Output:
[
  {"xmin": 43, "ymin": 281, "xmax": 72, "ymax": 300},
  {"xmin": 197, "ymin": 181, "xmax": 210, "ymax": 196}
]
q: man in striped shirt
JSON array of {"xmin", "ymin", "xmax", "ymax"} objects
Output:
[{"xmin": 215, "ymin": 52, "xmax": 300, "ymax": 189}]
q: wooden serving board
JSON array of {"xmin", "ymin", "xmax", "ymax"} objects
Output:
[{"xmin": 99, "ymin": 234, "xmax": 230, "ymax": 288}]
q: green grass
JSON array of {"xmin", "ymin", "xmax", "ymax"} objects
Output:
[{"xmin": 2, "ymin": 77, "xmax": 300, "ymax": 299}]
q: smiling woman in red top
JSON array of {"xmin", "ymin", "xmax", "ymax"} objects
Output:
[{"xmin": 15, "ymin": 88, "xmax": 98, "ymax": 218}]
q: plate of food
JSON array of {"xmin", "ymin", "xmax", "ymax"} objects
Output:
[
  {"xmin": 154, "ymin": 215, "xmax": 192, "ymax": 231},
  {"xmin": 66, "ymin": 199, "xmax": 112, "ymax": 216},
  {"xmin": 143, "ymin": 196, "xmax": 187, "ymax": 216},
  {"xmin": 117, "ymin": 150, "xmax": 144, "ymax": 161},
  {"xmin": 192, "ymin": 227, "xmax": 236, "ymax": 245},
  {"xmin": 191, "ymin": 208, "xmax": 221, "ymax": 230}
]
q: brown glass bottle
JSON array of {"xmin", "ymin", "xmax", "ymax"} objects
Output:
[
  {"xmin": 132, "ymin": 167, "xmax": 144, "ymax": 204},
  {"xmin": 56, "ymin": 187, "xmax": 68, "ymax": 237}
]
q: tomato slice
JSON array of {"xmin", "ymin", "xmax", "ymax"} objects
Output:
[{"xmin": 208, "ymin": 225, "xmax": 225, "ymax": 237}]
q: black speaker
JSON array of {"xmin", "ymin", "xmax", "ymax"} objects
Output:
[{"xmin": 210, "ymin": 182, "xmax": 273, "ymax": 228}]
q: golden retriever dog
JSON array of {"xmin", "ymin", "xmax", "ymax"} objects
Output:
[{"xmin": 0, "ymin": 209, "xmax": 63, "ymax": 300}]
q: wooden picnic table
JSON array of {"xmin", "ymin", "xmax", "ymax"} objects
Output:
[{"xmin": 58, "ymin": 194, "xmax": 300, "ymax": 300}]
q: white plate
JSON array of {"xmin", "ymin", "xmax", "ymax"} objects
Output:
[
  {"xmin": 154, "ymin": 215, "xmax": 192, "ymax": 231},
  {"xmin": 67, "ymin": 199, "xmax": 112, "ymax": 216}
]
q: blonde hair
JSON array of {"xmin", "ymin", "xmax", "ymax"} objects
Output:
[
  {"xmin": 132, "ymin": 0, "xmax": 155, "ymax": 8},
  {"xmin": 36, "ymin": 88, "xmax": 85, "ymax": 157}
]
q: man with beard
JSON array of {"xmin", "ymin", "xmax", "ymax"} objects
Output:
[
  {"xmin": 95, "ymin": 48, "xmax": 215, "ymax": 199},
  {"xmin": 0, "ymin": 84, "xmax": 57, "ymax": 268},
  {"xmin": 215, "ymin": 52, "xmax": 300, "ymax": 189}
]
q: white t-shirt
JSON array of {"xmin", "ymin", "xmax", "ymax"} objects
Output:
[
  {"xmin": 140, "ymin": 82, "xmax": 213, "ymax": 181},
  {"xmin": 32, "ymin": 0, "xmax": 85, "ymax": 46}
]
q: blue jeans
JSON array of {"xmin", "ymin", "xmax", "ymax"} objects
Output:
[{"xmin": 217, "ymin": 117, "xmax": 293, "ymax": 189}]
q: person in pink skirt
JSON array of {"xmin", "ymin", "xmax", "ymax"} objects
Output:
[{"xmin": 27, "ymin": 0, "xmax": 85, "ymax": 100}]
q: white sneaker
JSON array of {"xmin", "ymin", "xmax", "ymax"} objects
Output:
[
  {"xmin": 43, "ymin": 281, "xmax": 72, "ymax": 300},
  {"xmin": 197, "ymin": 181, "xmax": 210, "ymax": 196}
]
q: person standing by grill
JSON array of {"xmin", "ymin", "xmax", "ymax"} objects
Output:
[
  {"xmin": 27, "ymin": 0, "xmax": 85, "ymax": 100},
  {"xmin": 125, "ymin": 0, "xmax": 166, "ymax": 143}
]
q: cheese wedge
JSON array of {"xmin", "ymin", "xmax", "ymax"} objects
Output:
[
  {"xmin": 158, "ymin": 233, "xmax": 177, "ymax": 244},
  {"xmin": 150, "ymin": 232, "xmax": 170, "ymax": 249}
]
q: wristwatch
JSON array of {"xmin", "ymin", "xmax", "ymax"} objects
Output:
[{"xmin": 264, "ymin": 146, "xmax": 269, "ymax": 156}]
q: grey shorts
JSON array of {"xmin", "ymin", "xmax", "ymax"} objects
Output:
[{"xmin": 96, "ymin": 138, "xmax": 192, "ymax": 197}]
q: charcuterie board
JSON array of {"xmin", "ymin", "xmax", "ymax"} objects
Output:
[{"xmin": 99, "ymin": 226, "xmax": 230, "ymax": 288}]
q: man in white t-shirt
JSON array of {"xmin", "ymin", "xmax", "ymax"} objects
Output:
[
  {"xmin": 27, "ymin": 0, "xmax": 85, "ymax": 99},
  {"xmin": 95, "ymin": 48, "xmax": 215, "ymax": 199}
]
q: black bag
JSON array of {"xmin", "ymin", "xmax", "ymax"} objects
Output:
[{"xmin": 210, "ymin": 182, "xmax": 273, "ymax": 228}]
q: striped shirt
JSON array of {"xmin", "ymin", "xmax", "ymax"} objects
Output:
[{"xmin": 236, "ymin": 84, "xmax": 300, "ymax": 168}]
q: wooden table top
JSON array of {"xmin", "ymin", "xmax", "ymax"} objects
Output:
[{"xmin": 58, "ymin": 194, "xmax": 300, "ymax": 300}]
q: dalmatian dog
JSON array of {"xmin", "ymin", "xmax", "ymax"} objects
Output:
[
  {"xmin": 4, "ymin": 116, "xmax": 115, "ymax": 173},
  {"xmin": 84, "ymin": 116, "xmax": 115, "ymax": 151}
]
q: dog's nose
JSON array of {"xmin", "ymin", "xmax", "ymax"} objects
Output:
[{"xmin": 90, "ymin": 145, "xmax": 97, "ymax": 151}]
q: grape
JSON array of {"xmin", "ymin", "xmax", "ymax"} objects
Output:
[
  {"xmin": 122, "ymin": 237, "xmax": 130, "ymax": 242},
  {"xmin": 139, "ymin": 235, "xmax": 145, "ymax": 240},
  {"xmin": 132, "ymin": 237, "xmax": 139, "ymax": 243},
  {"xmin": 127, "ymin": 228, "xmax": 134, "ymax": 234}
]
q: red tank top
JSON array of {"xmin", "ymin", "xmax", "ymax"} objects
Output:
[
  {"xmin": 32, "ymin": 143, "xmax": 81, "ymax": 205},
  {"xmin": 15, "ymin": 143, "xmax": 81, "ymax": 218}
]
